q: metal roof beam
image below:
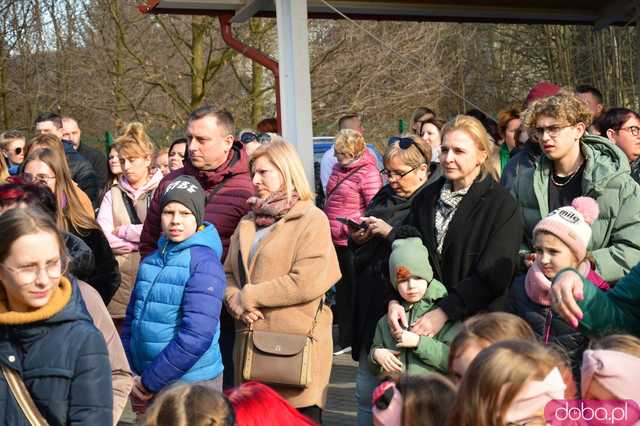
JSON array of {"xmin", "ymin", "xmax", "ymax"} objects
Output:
[
  {"xmin": 230, "ymin": 0, "xmax": 274, "ymax": 23},
  {"xmin": 594, "ymin": 0, "xmax": 639, "ymax": 30}
]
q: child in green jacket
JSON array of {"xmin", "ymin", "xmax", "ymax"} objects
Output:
[{"xmin": 369, "ymin": 237, "xmax": 461, "ymax": 375}]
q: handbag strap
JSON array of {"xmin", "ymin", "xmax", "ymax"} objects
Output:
[
  {"xmin": 239, "ymin": 248, "xmax": 324, "ymax": 339},
  {"xmin": 325, "ymin": 165, "xmax": 365, "ymax": 203},
  {"xmin": 1, "ymin": 364, "xmax": 49, "ymax": 426}
]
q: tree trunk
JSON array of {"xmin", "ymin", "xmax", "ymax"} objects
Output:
[{"xmin": 191, "ymin": 16, "xmax": 207, "ymax": 110}]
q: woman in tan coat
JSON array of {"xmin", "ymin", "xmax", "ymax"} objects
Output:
[{"xmin": 224, "ymin": 140, "xmax": 341, "ymax": 423}]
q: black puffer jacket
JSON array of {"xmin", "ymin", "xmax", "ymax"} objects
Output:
[
  {"xmin": 350, "ymin": 183, "xmax": 428, "ymax": 361},
  {"xmin": 505, "ymin": 274, "xmax": 588, "ymax": 372},
  {"xmin": 63, "ymin": 140, "xmax": 99, "ymax": 206},
  {"xmin": 0, "ymin": 277, "xmax": 112, "ymax": 425},
  {"xmin": 71, "ymin": 227, "xmax": 120, "ymax": 305},
  {"xmin": 63, "ymin": 231, "xmax": 95, "ymax": 281}
]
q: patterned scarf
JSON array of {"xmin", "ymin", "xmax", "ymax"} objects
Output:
[
  {"xmin": 434, "ymin": 181, "xmax": 470, "ymax": 254},
  {"xmin": 247, "ymin": 191, "xmax": 299, "ymax": 227}
]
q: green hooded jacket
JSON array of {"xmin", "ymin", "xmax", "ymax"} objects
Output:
[
  {"xmin": 509, "ymin": 135, "xmax": 640, "ymax": 281},
  {"xmin": 369, "ymin": 279, "xmax": 461, "ymax": 376}
]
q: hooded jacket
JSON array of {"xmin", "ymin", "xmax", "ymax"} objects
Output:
[
  {"xmin": 324, "ymin": 150, "xmax": 382, "ymax": 246},
  {"xmin": 139, "ymin": 142, "xmax": 254, "ymax": 261},
  {"xmin": 369, "ymin": 279, "xmax": 461, "ymax": 375},
  {"xmin": 0, "ymin": 277, "xmax": 112, "ymax": 425},
  {"xmin": 121, "ymin": 223, "xmax": 225, "ymax": 393},
  {"xmin": 509, "ymin": 135, "xmax": 640, "ymax": 282}
]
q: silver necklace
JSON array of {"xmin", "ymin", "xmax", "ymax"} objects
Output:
[{"xmin": 550, "ymin": 159, "xmax": 584, "ymax": 187}]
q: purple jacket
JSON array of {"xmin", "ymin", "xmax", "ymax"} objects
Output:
[{"xmin": 324, "ymin": 150, "xmax": 382, "ymax": 246}]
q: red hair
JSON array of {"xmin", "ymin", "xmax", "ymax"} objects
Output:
[{"xmin": 225, "ymin": 382, "xmax": 317, "ymax": 426}]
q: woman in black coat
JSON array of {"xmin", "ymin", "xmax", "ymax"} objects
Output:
[
  {"xmin": 387, "ymin": 115, "xmax": 522, "ymax": 337},
  {"xmin": 0, "ymin": 208, "xmax": 112, "ymax": 425}
]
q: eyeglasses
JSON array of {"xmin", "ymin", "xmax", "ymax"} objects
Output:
[
  {"xmin": 380, "ymin": 166, "xmax": 418, "ymax": 181},
  {"xmin": 240, "ymin": 132, "xmax": 271, "ymax": 145},
  {"xmin": 23, "ymin": 173, "xmax": 56, "ymax": 184},
  {"xmin": 1, "ymin": 258, "xmax": 64, "ymax": 283},
  {"xmin": 388, "ymin": 136, "xmax": 417, "ymax": 150},
  {"xmin": 13, "ymin": 147, "xmax": 22, "ymax": 155},
  {"xmin": 531, "ymin": 124, "xmax": 573, "ymax": 141},
  {"xmin": 619, "ymin": 125, "xmax": 640, "ymax": 137}
]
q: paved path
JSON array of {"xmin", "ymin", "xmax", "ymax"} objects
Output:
[{"xmin": 324, "ymin": 353, "xmax": 358, "ymax": 426}]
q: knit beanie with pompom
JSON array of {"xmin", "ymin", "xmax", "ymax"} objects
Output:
[{"xmin": 533, "ymin": 197, "xmax": 599, "ymax": 261}]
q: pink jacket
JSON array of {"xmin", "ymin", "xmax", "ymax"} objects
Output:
[{"xmin": 324, "ymin": 150, "xmax": 382, "ymax": 246}]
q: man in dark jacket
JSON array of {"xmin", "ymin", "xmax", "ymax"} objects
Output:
[
  {"xmin": 140, "ymin": 106, "xmax": 254, "ymax": 388},
  {"xmin": 34, "ymin": 112, "xmax": 100, "ymax": 205},
  {"xmin": 62, "ymin": 116, "xmax": 108, "ymax": 189}
]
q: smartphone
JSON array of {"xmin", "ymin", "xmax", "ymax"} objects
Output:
[{"xmin": 337, "ymin": 217, "xmax": 368, "ymax": 230}]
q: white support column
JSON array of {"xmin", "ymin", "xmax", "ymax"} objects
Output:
[{"xmin": 274, "ymin": 0, "xmax": 315, "ymax": 187}]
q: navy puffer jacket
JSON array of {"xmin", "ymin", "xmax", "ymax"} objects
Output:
[{"xmin": 0, "ymin": 277, "xmax": 112, "ymax": 426}]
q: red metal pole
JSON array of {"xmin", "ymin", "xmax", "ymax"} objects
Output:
[{"xmin": 218, "ymin": 13, "xmax": 282, "ymax": 134}]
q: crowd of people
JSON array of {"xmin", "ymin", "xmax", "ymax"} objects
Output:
[{"xmin": 0, "ymin": 82, "xmax": 639, "ymax": 426}]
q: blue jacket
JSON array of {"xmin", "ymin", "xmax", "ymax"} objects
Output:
[
  {"xmin": 0, "ymin": 277, "xmax": 112, "ymax": 426},
  {"xmin": 121, "ymin": 223, "xmax": 225, "ymax": 393}
]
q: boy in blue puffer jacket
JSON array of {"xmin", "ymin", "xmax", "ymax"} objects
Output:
[{"xmin": 121, "ymin": 175, "xmax": 225, "ymax": 413}]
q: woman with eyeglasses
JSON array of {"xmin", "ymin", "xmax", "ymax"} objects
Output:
[
  {"xmin": 324, "ymin": 128, "xmax": 382, "ymax": 356},
  {"xmin": 598, "ymin": 107, "xmax": 640, "ymax": 185},
  {"xmin": 0, "ymin": 130, "xmax": 25, "ymax": 176},
  {"xmin": 97, "ymin": 123, "xmax": 163, "ymax": 326},
  {"xmin": 509, "ymin": 93, "xmax": 640, "ymax": 282},
  {"xmin": 0, "ymin": 207, "xmax": 112, "ymax": 425},
  {"xmin": 348, "ymin": 133, "xmax": 432, "ymax": 425},
  {"xmin": 386, "ymin": 115, "xmax": 522, "ymax": 362},
  {"xmin": 21, "ymin": 147, "xmax": 120, "ymax": 306},
  {"xmin": 168, "ymin": 137, "xmax": 187, "ymax": 172}
]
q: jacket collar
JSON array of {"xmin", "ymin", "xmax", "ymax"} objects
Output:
[
  {"xmin": 421, "ymin": 175, "xmax": 495, "ymax": 258},
  {"xmin": 183, "ymin": 141, "xmax": 249, "ymax": 189},
  {"xmin": 237, "ymin": 199, "xmax": 314, "ymax": 274},
  {"xmin": 0, "ymin": 276, "xmax": 72, "ymax": 325}
]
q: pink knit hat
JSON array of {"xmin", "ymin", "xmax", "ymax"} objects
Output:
[{"xmin": 533, "ymin": 197, "xmax": 599, "ymax": 262}]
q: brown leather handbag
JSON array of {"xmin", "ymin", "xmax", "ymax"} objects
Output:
[{"xmin": 237, "ymin": 250, "xmax": 321, "ymax": 388}]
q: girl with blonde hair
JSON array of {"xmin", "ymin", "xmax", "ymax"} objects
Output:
[
  {"xmin": 225, "ymin": 140, "xmax": 341, "ymax": 422},
  {"xmin": 387, "ymin": 115, "xmax": 521, "ymax": 353},
  {"xmin": 450, "ymin": 339, "xmax": 567, "ymax": 426},
  {"xmin": 22, "ymin": 147, "xmax": 120, "ymax": 304},
  {"xmin": 97, "ymin": 122, "xmax": 163, "ymax": 323}
]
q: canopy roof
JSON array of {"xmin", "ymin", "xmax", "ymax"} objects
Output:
[{"xmin": 140, "ymin": 0, "xmax": 637, "ymax": 28}]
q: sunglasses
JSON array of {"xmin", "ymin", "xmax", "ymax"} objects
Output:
[
  {"xmin": 240, "ymin": 132, "xmax": 271, "ymax": 145},
  {"xmin": 14, "ymin": 147, "xmax": 22, "ymax": 155},
  {"xmin": 387, "ymin": 136, "xmax": 416, "ymax": 150}
]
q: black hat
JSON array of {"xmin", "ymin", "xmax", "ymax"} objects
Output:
[{"xmin": 160, "ymin": 175, "xmax": 205, "ymax": 227}]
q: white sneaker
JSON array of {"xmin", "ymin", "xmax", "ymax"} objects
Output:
[{"xmin": 333, "ymin": 346, "xmax": 352, "ymax": 356}]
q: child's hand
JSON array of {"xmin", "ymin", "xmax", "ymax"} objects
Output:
[
  {"xmin": 130, "ymin": 376, "xmax": 153, "ymax": 414},
  {"xmin": 373, "ymin": 348, "xmax": 403, "ymax": 373},
  {"xmin": 240, "ymin": 309, "xmax": 264, "ymax": 326},
  {"xmin": 396, "ymin": 330, "xmax": 420, "ymax": 348}
]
